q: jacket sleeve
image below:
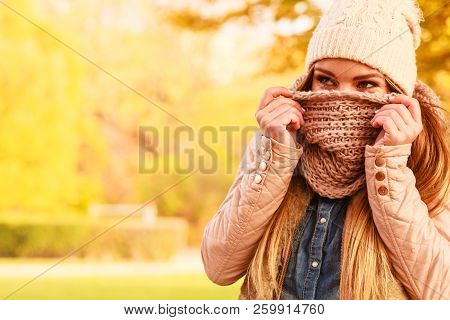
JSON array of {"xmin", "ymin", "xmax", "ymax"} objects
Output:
[
  {"xmin": 365, "ymin": 143, "xmax": 450, "ymax": 300},
  {"xmin": 201, "ymin": 130, "xmax": 303, "ymax": 285}
]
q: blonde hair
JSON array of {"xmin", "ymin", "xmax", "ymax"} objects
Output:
[{"xmin": 246, "ymin": 70, "xmax": 450, "ymax": 300}]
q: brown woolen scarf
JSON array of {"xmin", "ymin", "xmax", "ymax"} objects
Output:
[{"xmin": 290, "ymin": 88, "xmax": 398, "ymax": 199}]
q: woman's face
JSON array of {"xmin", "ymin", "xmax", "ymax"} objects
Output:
[{"xmin": 311, "ymin": 58, "xmax": 392, "ymax": 94}]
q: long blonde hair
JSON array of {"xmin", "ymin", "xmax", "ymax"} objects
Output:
[{"xmin": 246, "ymin": 68, "xmax": 450, "ymax": 300}]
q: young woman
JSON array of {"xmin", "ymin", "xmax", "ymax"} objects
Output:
[{"xmin": 201, "ymin": 0, "xmax": 449, "ymax": 300}]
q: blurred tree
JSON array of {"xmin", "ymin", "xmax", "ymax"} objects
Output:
[
  {"xmin": 416, "ymin": 0, "xmax": 450, "ymax": 106},
  {"xmin": 162, "ymin": 0, "xmax": 321, "ymax": 74},
  {"xmin": 162, "ymin": 0, "xmax": 449, "ymax": 106},
  {"xmin": 0, "ymin": 1, "xmax": 104, "ymax": 213},
  {"xmin": 0, "ymin": 0, "xmax": 213, "ymax": 215}
]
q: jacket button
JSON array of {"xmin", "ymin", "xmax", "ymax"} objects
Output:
[
  {"xmin": 375, "ymin": 157, "xmax": 386, "ymax": 167},
  {"xmin": 377, "ymin": 186, "xmax": 388, "ymax": 196},
  {"xmin": 375, "ymin": 171, "xmax": 385, "ymax": 181},
  {"xmin": 254, "ymin": 174, "xmax": 263, "ymax": 184},
  {"xmin": 259, "ymin": 161, "xmax": 267, "ymax": 171}
]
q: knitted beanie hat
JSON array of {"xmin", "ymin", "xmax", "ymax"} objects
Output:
[{"xmin": 305, "ymin": 0, "xmax": 424, "ymax": 96}]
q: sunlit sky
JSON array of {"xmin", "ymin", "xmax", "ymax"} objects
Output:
[
  {"xmin": 145, "ymin": 1, "xmax": 332, "ymax": 84},
  {"xmin": 205, "ymin": 0, "xmax": 332, "ymax": 84},
  {"xmin": 49, "ymin": 0, "xmax": 332, "ymax": 84}
]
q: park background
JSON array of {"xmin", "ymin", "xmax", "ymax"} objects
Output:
[{"xmin": 0, "ymin": 0, "xmax": 448, "ymax": 299}]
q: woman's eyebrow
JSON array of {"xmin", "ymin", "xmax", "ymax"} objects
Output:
[
  {"xmin": 314, "ymin": 67, "xmax": 335, "ymax": 77},
  {"xmin": 315, "ymin": 67, "xmax": 383, "ymax": 81},
  {"xmin": 353, "ymin": 73, "xmax": 384, "ymax": 81}
]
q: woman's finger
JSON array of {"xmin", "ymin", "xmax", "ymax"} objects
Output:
[
  {"xmin": 388, "ymin": 95, "xmax": 422, "ymax": 124},
  {"xmin": 373, "ymin": 116, "xmax": 400, "ymax": 137},
  {"xmin": 268, "ymin": 102, "xmax": 303, "ymax": 119},
  {"xmin": 262, "ymin": 105, "xmax": 303, "ymax": 129},
  {"xmin": 264, "ymin": 97, "xmax": 305, "ymax": 114},
  {"xmin": 273, "ymin": 108, "xmax": 302, "ymax": 128},
  {"xmin": 372, "ymin": 109, "xmax": 409, "ymax": 133},
  {"xmin": 257, "ymin": 87, "xmax": 293, "ymax": 110},
  {"xmin": 375, "ymin": 103, "xmax": 415, "ymax": 126},
  {"xmin": 255, "ymin": 98, "xmax": 303, "ymax": 123}
]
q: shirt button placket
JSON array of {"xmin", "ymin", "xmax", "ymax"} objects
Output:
[{"xmin": 304, "ymin": 201, "xmax": 332, "ymax": 299}]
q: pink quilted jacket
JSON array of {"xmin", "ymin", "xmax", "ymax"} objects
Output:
[{"xmin": 201, "ymin": 130, "xmax": 450, "ymax": 299}]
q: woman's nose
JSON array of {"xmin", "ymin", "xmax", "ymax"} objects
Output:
[{"xmin": 338, "ymin": 83, "xmax": 354, "ymax": 91}]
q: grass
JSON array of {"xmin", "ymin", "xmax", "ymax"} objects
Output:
[{"xmin": 0, "ymin": 274, "xmax": 244, "ymax": 300}]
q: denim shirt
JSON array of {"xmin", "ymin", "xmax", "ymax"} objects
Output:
[{"xmin": 281, "ymin": 192, "xmax": 350, "ymax": 300}]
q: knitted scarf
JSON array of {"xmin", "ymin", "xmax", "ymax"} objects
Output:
[{"xmin": 291, "ymin": 89, "xmax": 397, "ymax": 199}]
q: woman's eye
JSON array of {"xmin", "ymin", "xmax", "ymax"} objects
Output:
[
  {"xmin": 317, "ymin": 76, "xmax": 335, "ymax": 86},
  {"xmin": 357, "ymin": 81, "xmax": 378, "ymax": 89}
]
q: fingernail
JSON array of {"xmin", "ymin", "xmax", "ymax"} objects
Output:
[{"xmin": 375, "ymin": 109, "xmax": 379, "ymax": 113}]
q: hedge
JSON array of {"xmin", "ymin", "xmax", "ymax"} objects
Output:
[{"xmin": 0, "ymin": 217, "xmax": 187, "ymax": 261}]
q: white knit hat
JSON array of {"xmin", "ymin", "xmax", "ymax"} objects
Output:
[{"xmin": 305, "ymin": 0, "xmax": 424, "ymax": 96}]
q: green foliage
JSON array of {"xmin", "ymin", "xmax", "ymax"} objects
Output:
[
  {"xmin": 78, "ymin": 219, "xmax": 187, "ymax": 261},
  {"xmin": 417, "ymin": 0, "xmax": 450, "ymax": 108},
  {"xmin": 0, "ymin": 217, "xmax": 186, "ymax": 261},
  {"xmin": 0, "ymin": 222, "xmax": 89, "ymax": 257},
  {"xmin": 0, "ymin": 2, "xmax": 104, "ymax": 213}
]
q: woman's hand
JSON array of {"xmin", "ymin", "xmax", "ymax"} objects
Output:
[
  {"xmin": 255, "ymin": 87, "xmax": 305, "ymax": 147},
  {"xmin": 370, "ymin": 94, "xmax": 423, "ymax": 146}
]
